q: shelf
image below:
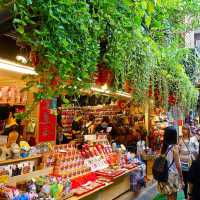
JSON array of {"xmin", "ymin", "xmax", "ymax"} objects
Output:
[
  {"xmin": 0, "ymin": 154, "xmax": 42, "ymax": 166},
  {"xmin": 8, "ymin": 167, "xmax": 53, "ymax": 186}
]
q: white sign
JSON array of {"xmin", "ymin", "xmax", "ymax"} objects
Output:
[{"xmin": 84, "ymin": 156, "xmax": 109, "ymax": 172}]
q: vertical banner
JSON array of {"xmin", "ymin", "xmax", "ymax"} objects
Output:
[{"xmin": 38, "ymin": 99, "xmax": 57, "ymax": 142}]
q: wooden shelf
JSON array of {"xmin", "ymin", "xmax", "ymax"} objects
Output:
[
  {"xmin": 0, "ymin": 154, "xmax": 42, "ymax": 166},
  {"xmin": 8, "ymin": 167, "xmax": 53, "ymax": 186}
]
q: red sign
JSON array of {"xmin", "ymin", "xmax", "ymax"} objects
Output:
[{"xmin": 38, "ymin": 100, "xmax": 56, "ymax": 142}]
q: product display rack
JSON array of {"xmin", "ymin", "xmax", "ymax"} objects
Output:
[
  {"xmin": 0, "ymin": 140, "xmax": 144, "ymax": 200},
  {"xmin": 62, "ymin": 105, "xmax": 127, "ymax": 138}
]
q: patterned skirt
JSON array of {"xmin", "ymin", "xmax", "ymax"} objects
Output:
[{"xmin": 157, "ymin": 172, "xmax": 181, "ymax": 195}]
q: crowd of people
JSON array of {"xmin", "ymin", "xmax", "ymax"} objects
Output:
[
  {"xmin": 57, "ymin": 111, "xmax": 146, "ymax": 152},
  {"xmin": 155, "ymin": 121, "xmax": 200, "ymax": 200},
  {"xmin": 57, "ymin": 110, "xmax": 200, "ymax": 200}
]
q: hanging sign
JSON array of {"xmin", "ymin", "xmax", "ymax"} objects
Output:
[{"xmin": 38, "ymin": 99, "xmax": 57, "ymax": 142}]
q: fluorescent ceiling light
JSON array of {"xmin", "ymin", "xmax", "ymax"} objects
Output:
[
  {"xmin": 116, "ymin": 91, "xmax": 132, "ymax": 98},
  {"xmin": 91, "ymin": 87, "xmax": 131, "ymax": 98},
  {"xmin": 0, "ymin": 58, "xmax": 37, "ymax": 75},
  {"xmin": 91, "ymin": 86, "xmax": 110, "ymax": 93}
]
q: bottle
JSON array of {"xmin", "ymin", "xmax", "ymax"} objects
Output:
[{"xmin": 65, "ymin": 177, "xmax": 71, "ymax": 193}]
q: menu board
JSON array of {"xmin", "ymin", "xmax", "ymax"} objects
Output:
[{"xmin": 38, "ymin": 99, "xmax": 57, "ymax": 142}]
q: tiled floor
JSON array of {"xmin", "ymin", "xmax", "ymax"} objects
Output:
[
  {"xmin": 134, "ymin": 182, "xmax": 157, "ymax": 200},
  {"xmin": 115, "ymin": 182, "xmax": 157, "ymax": 200}
]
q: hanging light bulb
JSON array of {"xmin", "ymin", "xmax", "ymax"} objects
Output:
[{"xmin": 16, "ymin": 45, "xmax": 28, "ymax": 64}]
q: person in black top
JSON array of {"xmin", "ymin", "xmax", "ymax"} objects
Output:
[
  {"xmin": 96, "ymin": 116, "xmax": 111, "ymax": 133},
  {"xmin": 0, "ymin": 105, "xmax": 19, "ymax": 147},
  {"xmin": 56, "ymin": 107, "xmax": 64, "ymax": 144},
  {"xmin": 84, "ymin": 114, "xmax": 96, "ymax": 135},
  {"xmin": 188, "ymin": 150, "xmax": 200, "ymax": 200}
]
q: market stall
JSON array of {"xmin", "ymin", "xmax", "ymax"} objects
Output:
[
  {"xmin": 0, "ymin": 77, "xmax": 146, "ymax": 200},
  {"xmin": 0, "ymin": 138, "xmax": 146, "ymax": 199}
]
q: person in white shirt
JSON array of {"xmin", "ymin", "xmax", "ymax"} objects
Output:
[
  {"xmin": 179, "ymin": 126, "xmax": 199, "ymax": 199},
  {"xmin": 136, "ymin": 130, "xmax": 145, "ymax": 159}
]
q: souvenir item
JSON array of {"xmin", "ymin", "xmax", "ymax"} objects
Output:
[
  {"xmin": 11, "ymin": 143, "xmax": 20, "ymax": 159},
  {"xmin": 20, "ymin": 141, "xmax": 30, "ymax": 158}
]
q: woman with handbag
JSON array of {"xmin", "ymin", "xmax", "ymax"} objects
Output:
[
  {"xmin": 179, "ymin": 126, "xmax": 199, "ymax": 199},
  {"xmin": 157, "ymin": 126, "xmax": 184, "ymax": 200}
]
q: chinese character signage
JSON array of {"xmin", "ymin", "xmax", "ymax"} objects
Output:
[{"xmin": 38, "ymin": 99, "xmax": 57, "ymax": 142}]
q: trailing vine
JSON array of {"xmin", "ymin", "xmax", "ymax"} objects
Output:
[{"xmin": 0, "ymin": 0, "xmax": 199, "ymax": 111}]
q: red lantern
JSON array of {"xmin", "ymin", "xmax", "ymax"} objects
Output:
[
  {"xmin": 51, "ymin": 75, "xmax": 60, "ymax": 87},
  {"xmin": 30, "ymin": 51, "xmax": 39, "ymax": 67},
  {"xmin": 168, "ymin": 94, "xmax": 176, "ymax": 105},
  {"xmin": 95, "ymin": 63, "xmax": 113, "ymax": 86},
  {"xmin": 154, "ymin": 88, "xmax": 160, "ymax": 97},
  {"xmin": 148, "ymin": 83, "xmax": 152, "ymax": 97},
  {"xmin": 116, "ymin": 99, "xmax": 127, "ymax": 109}
]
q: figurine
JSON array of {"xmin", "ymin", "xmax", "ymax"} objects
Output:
[
  {"xmin": 20, "ymin": 141, "xmax": 30, "ymax": 158},
  {"xmin": 11, "ymin": 143, "xmax": 20, "ymax": 159}
]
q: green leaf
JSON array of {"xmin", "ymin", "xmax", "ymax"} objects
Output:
[
  {"xmin": 145, "ymin": 15, "xmax": 151, "ymax": 28},
  {"xmin": 147, "ymin": 1, "xmax": 155, "ymax": 14},
  {"xmin": 17, "ymin": 26, "xmax": 24, "ymax": 34},
  {"xmin": 26, "ymin": 0, "xmax": 32, "ymax": 5}
]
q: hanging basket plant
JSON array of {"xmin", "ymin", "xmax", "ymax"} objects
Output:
[
  {"xmin": 95, "ymin": 63, "xmax": 113, "ymax": 86},
  {"xmin": 5, "ymin": 0, "xmax": 102, "ymax": 102},
  {"xmin": 0, "ymin": 0, "xmax": 198, "ymax": 114}
]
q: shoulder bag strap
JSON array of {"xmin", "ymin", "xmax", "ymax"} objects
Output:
[
  {"xmin": 182, "ymin": 138, "xmax": 195, "ymax": 162},
  {"xmin": 165, "ymin": 145, "xmax": 173, "ymax": 156},
  {"xmin": 182, "ymin": 138, "xmax": 192, "ymax": 154},
  {"xmin": 165, "ymin": 145, "xmax": 175, "ymax": 169}
]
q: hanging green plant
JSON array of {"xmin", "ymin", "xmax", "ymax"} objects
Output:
[
  {"xmin": 2, "ymin": 0, "xmax": 102, "ymax": 101},
  {"xmin": 0, "ymin": 0, "xmax": 199, "ymax": 112}
]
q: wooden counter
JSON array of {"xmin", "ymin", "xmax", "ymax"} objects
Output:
[
  {"xmin": 0, "ymin": 154, "xmax": 42, "ymax": 166},
  {"xmin": 68, "ymin": 168, "xmax": 138, "ymax": 200}
]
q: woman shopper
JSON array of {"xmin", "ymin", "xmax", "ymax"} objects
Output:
[
  {"xmin": 157, "ymin": 126, "xmax": 184, "ymax": 200},
  {"xmin": 179, "ymin": 126, "xmax": 199, "ymax": 199},
  {"xmin": 188, "ymin": 152, "xmax": 200, "ymax": 200}
]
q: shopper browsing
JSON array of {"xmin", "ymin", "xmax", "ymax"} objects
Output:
[
  {"xmin": 179, "ymin": 126, "xmax": 199, "ymax": 199},
  {"xmin": 0, "ymin": 105, "xmax": 19, "ymax": 148},
  {"xmin": 155, "ymin": 126, "xmax": 183, "ymax": 200},
  {"xmin": 85, "ymin": 114, "xmax": 96, "ymax": 134},
  {"xmin": 188, "ymin": 151, "xmax": 200, "ymax": 200},
  {"xmin": 136, "ymin": 131, "xmax": 145, "ymax": 159}
]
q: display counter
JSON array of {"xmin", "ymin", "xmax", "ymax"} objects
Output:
[
  {"xmin": 0, "ymin": 143, "xmax": 146, "ymax": 200},
  {"xmin": 69, "ymin": 168, "xmax": 135, "ymax": 200}
]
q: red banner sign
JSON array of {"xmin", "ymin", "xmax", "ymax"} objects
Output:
[{"xmin": 38, "ymin": 99, "xmax": 56, "ymax": 142}]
